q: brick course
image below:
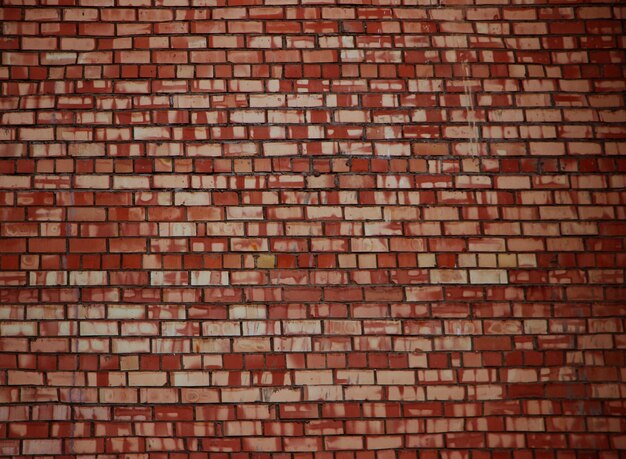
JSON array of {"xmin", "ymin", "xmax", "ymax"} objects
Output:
[{"xmin": 1, "ymin": 0, "xmax": 626, "ymax": 457}]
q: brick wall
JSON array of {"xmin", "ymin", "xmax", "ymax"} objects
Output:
[{"xmin": 1, "ymin": 1, "xmax": 626, "ymax": 456}]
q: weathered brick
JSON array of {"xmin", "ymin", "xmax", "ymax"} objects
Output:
[{"xmin": 0, "ymin": 1, "xmax": 624, "ymax": 456}]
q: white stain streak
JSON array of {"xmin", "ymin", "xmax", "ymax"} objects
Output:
[{"xmin": 463, "ymin": 61, "xmax": 478, "ymax": 155}]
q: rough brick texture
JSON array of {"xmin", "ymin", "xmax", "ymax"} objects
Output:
[{"xmin": 1, "ymin": 0, "xmax": 626, "ymax": 457}]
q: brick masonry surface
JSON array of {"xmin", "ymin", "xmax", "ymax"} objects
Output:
[{"xmin": 0, "ymin": 0, "xmax": 626, "ymax": 457}]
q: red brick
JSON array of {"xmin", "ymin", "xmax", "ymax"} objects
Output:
[{"xmin": 1, "ymin": 2, "xmax": 625, "ymax": 456}]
